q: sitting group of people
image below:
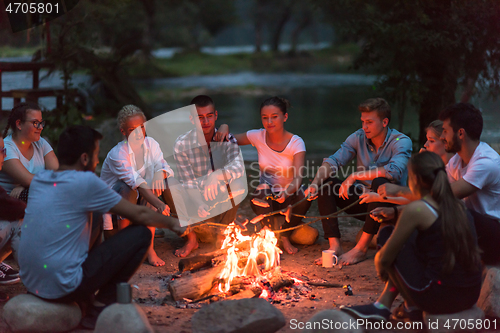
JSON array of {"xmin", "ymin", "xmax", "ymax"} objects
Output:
[{"xmin": 0, "ymin": 95, "xmax": 499, "ymax": 326}]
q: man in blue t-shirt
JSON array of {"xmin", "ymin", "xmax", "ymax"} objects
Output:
[{"xmin": 18, "ymin": 126, "xmax": 186, "ymax": 329}]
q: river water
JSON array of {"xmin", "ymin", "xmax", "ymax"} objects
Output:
[{"xmin": 1, "ymin": 61, "xmax": 498, "ymax": 161}]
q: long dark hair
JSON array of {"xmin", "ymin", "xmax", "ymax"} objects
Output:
[
  {"xmin": 409, "ymin": 151, "xmax": 481, "ymax": 273},
  {"xmin": 3, "ymin": 102, "xmax": 41, "ymax": 138}
]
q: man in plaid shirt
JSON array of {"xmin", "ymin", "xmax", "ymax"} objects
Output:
[{"xmin": 173, "ymin": 95, "xmax": 245, "ymax": 257}]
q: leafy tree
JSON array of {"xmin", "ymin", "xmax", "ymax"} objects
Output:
[{"xmin": 320, "ymin": 0, "xmax": 500, "ymax": 144}]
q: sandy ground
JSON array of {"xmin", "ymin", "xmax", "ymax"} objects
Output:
[{"xmin": 0, "ymin": 199, "xmax": 415, "ymax": 333}]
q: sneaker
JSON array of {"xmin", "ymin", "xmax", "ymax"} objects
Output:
[
  {"xmin": 391, "ymin": 302, "xmax": 423, "ymax": 322},
  {"xmin": 0, "ymin": 270, "xmax": 20, "ymax": 285},
  {"xmin": 0, "ymin": 262, "xmax": 19, "ymax": 277},
  {"xmin": 340, "ymin": 303, "xmax": 391, "ymax": 321},
  {"xmin": 154, "ymin": 228, "xmax": 165, "ymax": 238}
]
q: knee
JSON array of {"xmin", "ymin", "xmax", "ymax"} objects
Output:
[
  {"xmin": 166, "ymin": 177, "xmax": 181, "ymax": 187},
  {"xmin": 371, "ymin": 177, "xmax": 390, "ymax": 192},
  {"xmin": 134, "ymin": 225, "xmax": 153, "ymax": 245},
  {"xmin": 114, "ymin": 181, "xmax": 138, "ymax": 204},
  {"xmin": 252, "ymin": 186, "xmax": 271, "ymax": 199}
]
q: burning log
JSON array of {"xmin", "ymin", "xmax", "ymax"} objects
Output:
[
  {"xmin": 178, "ymin": 255, "xmax": 214, "ymax": 272},
  {"xmin": 178, "ymin": 240, "xmax": 251, "ymax": 272},
  {"xmin": 226, "ymin": 288, "xmax": 262, "ymax": 300},
  {"xmin": 169, "ymin": 266, "xmax": 224, "ymax": 301},
  {"xmin": 267, "ymin": 274, "xmax": 294, "ymax": 291}
]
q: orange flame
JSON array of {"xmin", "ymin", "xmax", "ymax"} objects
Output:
[{"xmin": 218, "ymin": 223, "xmax": 282, "ymax": 292}]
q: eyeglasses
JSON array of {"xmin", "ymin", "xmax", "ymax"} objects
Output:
[
  {"xmin": 26, "ymin": 120, "xmax": 46, "ymax": 129},
  {"xmin": 0, "ymin": 147, "xmax": 6, "ymax": 157}
]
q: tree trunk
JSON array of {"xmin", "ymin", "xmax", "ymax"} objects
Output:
[
  {"xmin": 418, "ymin": 69, "xmax": 457, "ymax": 145},
  {"xmin": 398, "ymin": 90, "xmax": 406, "ymax": 133},
  {"xmin": 254, "ymin": 0, "xmax": 265, "ymax": 53},
  {"xmin": 290, "ymin": 13, "xmax": 312, "ymax": 55},
  {"xmin": 271, "ymin": 7, "xmax": 292, "ymax": 53},
  {"xmin": 141, "ymin": 0, "xmax": 155, "ymax": 61}
]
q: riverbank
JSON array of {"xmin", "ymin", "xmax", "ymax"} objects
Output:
[{"xmin": 125, "ymin": 44, "xmax": 363, "ymax": 79}]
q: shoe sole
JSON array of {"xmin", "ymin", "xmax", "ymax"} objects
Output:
[
  {"xmin": 0, "ymin": 277, "xmax": 20, "ymax": 285},
  {"xmin": 341, "ymin": 307, "xmax": 388, "ymax": 321}
]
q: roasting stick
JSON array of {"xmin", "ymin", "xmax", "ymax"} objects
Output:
[{"xmin": 248, "ymin": 181, "xmax": 334, "ymax": 224}]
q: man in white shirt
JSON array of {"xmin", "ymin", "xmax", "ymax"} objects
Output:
[{"xmin": 440, "ymin": 102, "xmax": 500, "ymax": 264}]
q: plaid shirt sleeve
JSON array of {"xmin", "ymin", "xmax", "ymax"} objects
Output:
[
  {"xmin": 173, "ymin": 138, "xmax": 200, "ymax": 190},
  {"xmin": 221, "ymin": 133, "xmax": 245, "ymax": 182}
]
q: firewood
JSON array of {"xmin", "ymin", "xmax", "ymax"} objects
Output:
[
  {"xmin": 178, "ymin": 255, "xmax": 214, "ymax": 272},
  {"xmin": 169, "ymin": 266, "xmax": 224, "ymax": 301},
  {"xmin": 226, "ymin": 288, "xmax": 262, "ymax": 300},
  {"xmin": 268, "ymin": 274, "xmax": 294, "ymax": 291},
  {"xmin": 177, "ymin": 240, "xmax": 251, "ymax": 272}
]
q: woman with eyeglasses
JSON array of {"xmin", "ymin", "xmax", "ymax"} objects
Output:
[
  {"xmin": 0, "ymin": 136, "xmax": 26, "ymax": 296},
  {"xmin": 0, "ymin": 102, "xmax": 59, "ymax": 202}
]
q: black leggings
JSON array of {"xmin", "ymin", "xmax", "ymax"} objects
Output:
[
  {"xmin": 250, "ymin": 185, "xmax": 311, "ymax": 238},
  {"xmin": 317, "ymin": 177, "xmax": 396, "ymax": 239}
]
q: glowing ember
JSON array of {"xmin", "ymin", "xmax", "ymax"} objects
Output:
[{"xmin": 218, "ymin": 222, "xmax": 282, "ymax": 293}]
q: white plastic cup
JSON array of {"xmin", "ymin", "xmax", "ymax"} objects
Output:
[{"xmin": 322, "ymin": 250, "xmax": 338, "ymax": 268}]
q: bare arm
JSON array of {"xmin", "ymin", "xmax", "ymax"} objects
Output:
[
  {"xmin": 216, "ymin": 124, "xmax": 251, "ymax": 145},
  {"xmin": 282, "ymin": 151, "xmax": 305, "ymax": 200},
  {"xmin": 377, "ymin": 183, "xmax": 416, "ymax": 201},
  {"xmin": 360, "ymin": 191, "xmax": 411, "ymax": 205},
  {"xmin": 44, "ymin": 151, "xmax": 59, "ymax": 170},
  {"xmin": 305, "ymin": 162, "xmax": 333, "ymax": 198},
  {"xmin": 351, "ymin": 167, "xmax": 387, "ymax": 182},
  {"xmin": 109, "ymin": 199, "xmax": 184, "ymax": 234},
  {"xmin": 2, "ymin": 159, "xmax": 34, "ymax": 187},
  {"xmin": 451, "ymin": 178, "xmax": 478, "ymax": 199},
  {"xmin": 137, "ymin": 185, "xmax": 170, "ymax": 216}
]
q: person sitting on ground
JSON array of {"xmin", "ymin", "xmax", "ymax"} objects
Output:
[
  {"xmin": 440, "ymin": 103, "xmax": 500, "ymax": 264},
  {"xmin": 217, "ymin": 96, "xmax": 311, "ymax": 254},
  {"xmin": 341, "ymin": 151, "xmax": 482, "ymax": 322},
  {"xmin": 304, "ymin": 98, "xmax": 412, "ymax": 266},
  {"xmin": 100, "ymin": 105, "xmax": 178, "ymax": 267},
  {"xmin": 0, "ymin": 136, "xmax": 25, "ymax": 300},
  {"xmin": 173, "ymin": 95, "xmax": 245, "ymax": 257},
  {"xmin": 0, "ymin": 102, "xmax": 58, "ymax": 201},
  {"xmin": 375, "ymin": 103, "xmax": 500, "ymax": 264},
  {"xmin": 17, "ymin": 125, "xmax": 187, "ymax": 329},
  {"xmin": 360, "ymin": 120, "xmax": 455, "ymax": 206}
]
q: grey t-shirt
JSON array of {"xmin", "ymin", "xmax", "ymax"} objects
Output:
[{"xmin": 18, "ymin": 170, "xmax": 121, "ymax": 299}]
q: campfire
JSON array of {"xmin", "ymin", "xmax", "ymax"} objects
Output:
[{"xmin": 168, "ymin": 222, "xmax": 313, "ymax": 308}]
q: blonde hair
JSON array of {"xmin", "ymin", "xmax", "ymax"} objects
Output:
[
  {"xmin": 117, "ymin": 105, "xmax": 146, "ymax": 130},
  {"xmin": 426, "ymin": 120, "xmax": 444, "ymax": 137}
]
